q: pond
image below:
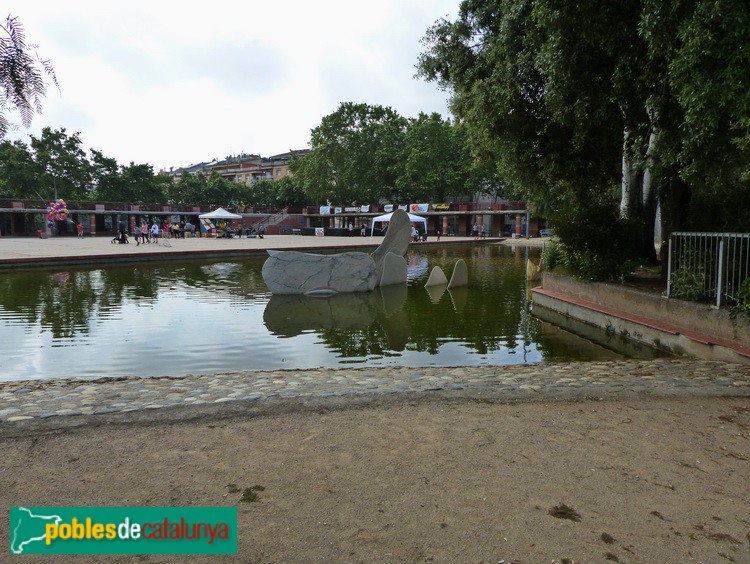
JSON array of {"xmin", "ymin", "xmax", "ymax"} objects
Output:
[{"xmin": 0, "ymin": 245, "xmax": 664, "ymax": 382}]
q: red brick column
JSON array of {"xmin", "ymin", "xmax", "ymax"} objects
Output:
[
  {"xmin": 515, "ymin": 214, "xmax": 523, "ymax": 238},
  {"xmin": 89, "ymin": 214, "xmax": 97, "ymax": 236}
]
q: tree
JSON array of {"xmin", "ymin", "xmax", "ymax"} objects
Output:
[
  {"xmin": 0, "ymin": 15, "xmax": 57, "ymax": 140},
  {"xmin": 90, "ymin": 149, "xmax": 124, "ymax": 202},
  {"xmin": 245, "ymin": 179, "xmax": 277, "ymax": 209},
  {"xmin": 297, "ymin": 102, "xmax": 408, "ymax": 204},
  {"xmin": 396, "ymin": 113, "xmax": 473, "ymax": 202},
  {"xmin": 418, "ymin": 0, "xmax": 749, "ymax": 275},
  {"xmin": 274, "ymin": 174, "xmax": 310, "ymax": 209},
  {"xmin": 0, "ymin": 138, "xmax": 38, "ymax": 199},
  {"xmin": 175, "ymin": 171, "xmax": 244, "ymax": 208},
  {"xmin": 30, "ymin": 127, "xmax": 91, "ymax": 200},
  {"xmin": 168, "ymin": 172, "xmax": 206, "ymax": 205},
  {"xmin": 120, "ymin": 162, "xmax": 167, "ymax": 203}
]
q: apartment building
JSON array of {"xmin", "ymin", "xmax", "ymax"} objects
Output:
[{"xmin": 164, "ymin": 149, "xmax": 310, "ymax": 185}]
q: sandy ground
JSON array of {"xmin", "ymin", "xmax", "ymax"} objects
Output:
[{"xmin": 2, "ymin": 394, "xmax": 749, "ymax": 563}]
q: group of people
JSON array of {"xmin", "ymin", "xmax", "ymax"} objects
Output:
[
  {"xmin": 132, "ymin": 220, "xmax": 196, "ymax": 245},
  {"xmin": 472, "ymin": 224, "xmax": 487, "ymax": 239},
  {"xmin": 411, "ymin": 225, "xmax": 429, "ymax": 243}
]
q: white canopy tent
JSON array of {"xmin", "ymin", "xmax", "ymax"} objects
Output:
[
  {"xmin": 369, "ymin": 211, "xmax": 427, "ymax": 237},
  {"xmin": 198, "ymin": 207, "xmax": 242, "ymax": 220},
  {"xmin": 198, "ymin": 208, "xmax": 243, "ymax": 236}
]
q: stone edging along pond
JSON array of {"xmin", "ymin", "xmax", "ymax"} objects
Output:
[{"xmin": 532, "ymin": 272, "xmax": 750, "ymax": 363}]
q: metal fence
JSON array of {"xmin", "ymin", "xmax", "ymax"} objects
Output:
[{"xmin": 667, "ymin": 232, "xmax": 750, "ymax": 306}]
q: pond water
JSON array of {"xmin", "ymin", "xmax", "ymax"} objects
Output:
[{"xmin": 0, "ymin": 245, "xmax": 664, "ymax": 381}]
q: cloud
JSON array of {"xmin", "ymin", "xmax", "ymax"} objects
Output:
[{"xmin": 4, "ymin": 0, "xmax": 456, "ymax": 170}]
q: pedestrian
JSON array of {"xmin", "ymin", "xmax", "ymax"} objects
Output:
[
  {"xmin": 117, "ymin": 219, "xmax": 128, "ymax": 244},
  {"xmin": 436, "ymin": 227, "xmax": 441, "ymax": 241},
  {"xmin": 348, "ymin": 222, "xmax": 354, "ymax": 237},
  {"xmin": 411, "ymin": 225, "xmax": 419, "ymax": 242},
  {"xmin": 163, "ymin": 220, "xmax": 171, "ymax": 238},
  {"xmin": 140, "ymin": 222, "xmax": 149, "ymax": 244},
  {"xmin": 150, "ymin": 221, "xmax": 159, "ymax": 243},
  {"xmin": 472, "ymin": 224, "xmax": 478, "ymax": 239},
  {"xmin": 76, "ymin": 222, "xmax": 84, "ymax": 239}
]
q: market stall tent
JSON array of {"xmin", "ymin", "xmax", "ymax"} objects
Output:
[
  {"xmin": 198, "ymin": 207, "xmax": 242, "ymax": 220},
  {"xmin": 369, "ymin": 211, "xmax": 426, "ymax": 236},
  {"xmin": 198, "ymin": 208, "xmax": 242, "ymax": 234}
]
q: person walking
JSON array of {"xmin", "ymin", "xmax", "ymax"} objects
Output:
[
  {"xmin": 76, "ymin": 222, "xmax": 84, "ymax": 239},
  {"xmin": 150, "ymin": 221, "xmax": 159, "ymax": 243},
  {"xmin": 140, "ymin": 222, "xmax": 149, "ymax": 244},
  {"xmin": 117, "ymin": 219, "xmax": 128, "ymax": 244}
]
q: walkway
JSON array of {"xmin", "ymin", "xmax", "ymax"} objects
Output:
[
  {"xmin": 1, "ymin": 360, "xmax": 749, "ymax": 427},
  {"xmin": 0, "ymin": 233, "xmax": 490, "ymax": 269}
]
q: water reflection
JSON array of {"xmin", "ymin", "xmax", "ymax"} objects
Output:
[
  {"xmin": 0, "ymin": 245, "xmax": 667, "ymax": 381},
  {"xmin": 265, "ymin": 285, "xmax": 412, "ymax": 355}
]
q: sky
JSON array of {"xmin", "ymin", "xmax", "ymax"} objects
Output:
[{"xmin": 4, "ymin": 1, "xmax": 458, "ymax": 172}]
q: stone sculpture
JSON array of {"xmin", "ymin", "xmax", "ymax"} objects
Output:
[
  {"xmin": 379, "ymin": 252, "xmax": 408, "ymax": 287},
  {"xmin": 447, "ymin": 259, "xmax": 468, "ymax": 288},
  {"xmin": 262, "ymin": 250, "xmax": 376, "ymax": 295},
  {"xmin": 425, "ymin": 260, "xmax": 468, "ymax": 289},
  {"xmin": 424, "ymin": 266, "xmax": 448, "ymax": 287},
  {"xmin": 262, "ymin": 209, "xmax": 412, "ymax": 295}
]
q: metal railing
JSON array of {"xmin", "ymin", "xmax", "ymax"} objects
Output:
[{"xmin": 667, "ymin": 232, "xmax": 750, "ymax": 306}]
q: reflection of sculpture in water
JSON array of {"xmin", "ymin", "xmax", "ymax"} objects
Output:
[
  {"xmin": 263, "ymin": 285, "xmax": 410, "ymax": 350},
  {"xmin": 262, "ymin": 209, "xmax": 412, "ymax": 295}
]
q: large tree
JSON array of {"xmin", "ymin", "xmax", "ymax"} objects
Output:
[
  {"xmin": 0, "ymin": 15, "xmax": 57, "ymax": 140},
  {"xmin": 120, "ymin": 162, "xmax": 168, "ymax": 203},
  {"xmin": 295, "ymin": 102, "xmax": 408, "ymax": 204},
  {"xmin": 0, "ymin": 138, "xmax": 38, "ymax": 199},
  {"xmin": 30, "ymin": 127, "xmax": 91, "ymax": 201},
  {"xmin": 418, "ymin": 0, "xmax": 750, "ymax": 271},
  {"xmin": 396, "ymin": 112, "xmax": 473, "ymax": 202},
  {"xmin": 90, "ymin": 149, "xmax": 124, "ymax": 201}
]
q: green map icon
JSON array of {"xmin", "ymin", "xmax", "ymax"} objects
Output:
[{"xmin": 10, "ymin": 507, "xmax": 63, "ymax": 554}]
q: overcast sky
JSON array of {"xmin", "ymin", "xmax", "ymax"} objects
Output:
[{"xmin": 4, "ymin": 1, "xmax": 458, "ymax": 171}]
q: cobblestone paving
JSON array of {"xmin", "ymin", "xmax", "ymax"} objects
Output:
[{"xmin": 1, "ymin": 359, "xmax": 748, "ymax": 423}]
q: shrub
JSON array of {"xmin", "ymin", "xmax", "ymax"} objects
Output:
[
  {"xmin": 547, "ymin": 201, "xmax": 641, "ymax": 281},
  {"xmin": 730, "ymin": 277, "xmax": 750, "ymax": 318},
  {"xmin": 669, "ymin": 266, "xmax": 709, "ymax": 301}
]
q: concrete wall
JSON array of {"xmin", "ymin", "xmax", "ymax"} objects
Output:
[{"xmin": 541, "ymin": 272, "xmax": 750, "ymax": 347}]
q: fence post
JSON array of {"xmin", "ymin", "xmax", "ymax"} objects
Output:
[
  {"xmin": 666, "ymin": 237, "xmax": 673, "ymax": 298},
  {"xmin": 716, "ymin": 239, "xmax": 724, "ymax": 307}
]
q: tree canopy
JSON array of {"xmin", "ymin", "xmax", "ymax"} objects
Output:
[
  {"xmin": 292, "ymin": 102, "xmax": 503, "ymax": 205},
  {"xmin": 418, "ymin": 0, "xmax": 750, "ymax": 275}
]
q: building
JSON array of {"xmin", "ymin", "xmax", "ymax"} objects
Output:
[{"xmin": 162, "ymin": 149, "xmax": 310, "ymax": 185}]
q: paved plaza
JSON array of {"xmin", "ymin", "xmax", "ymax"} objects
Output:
[{"xmin": 0, "ymin": 232, "xmax": 489, "ymax": 268}]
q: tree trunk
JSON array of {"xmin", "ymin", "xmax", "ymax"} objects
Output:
[
  {"xmin": 619, "ymin": 128, "xmax": 639, "ymax": 219},
  {"xmin": 640, "ymin": 127, "xmax": 659, "ymax": 262}
]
